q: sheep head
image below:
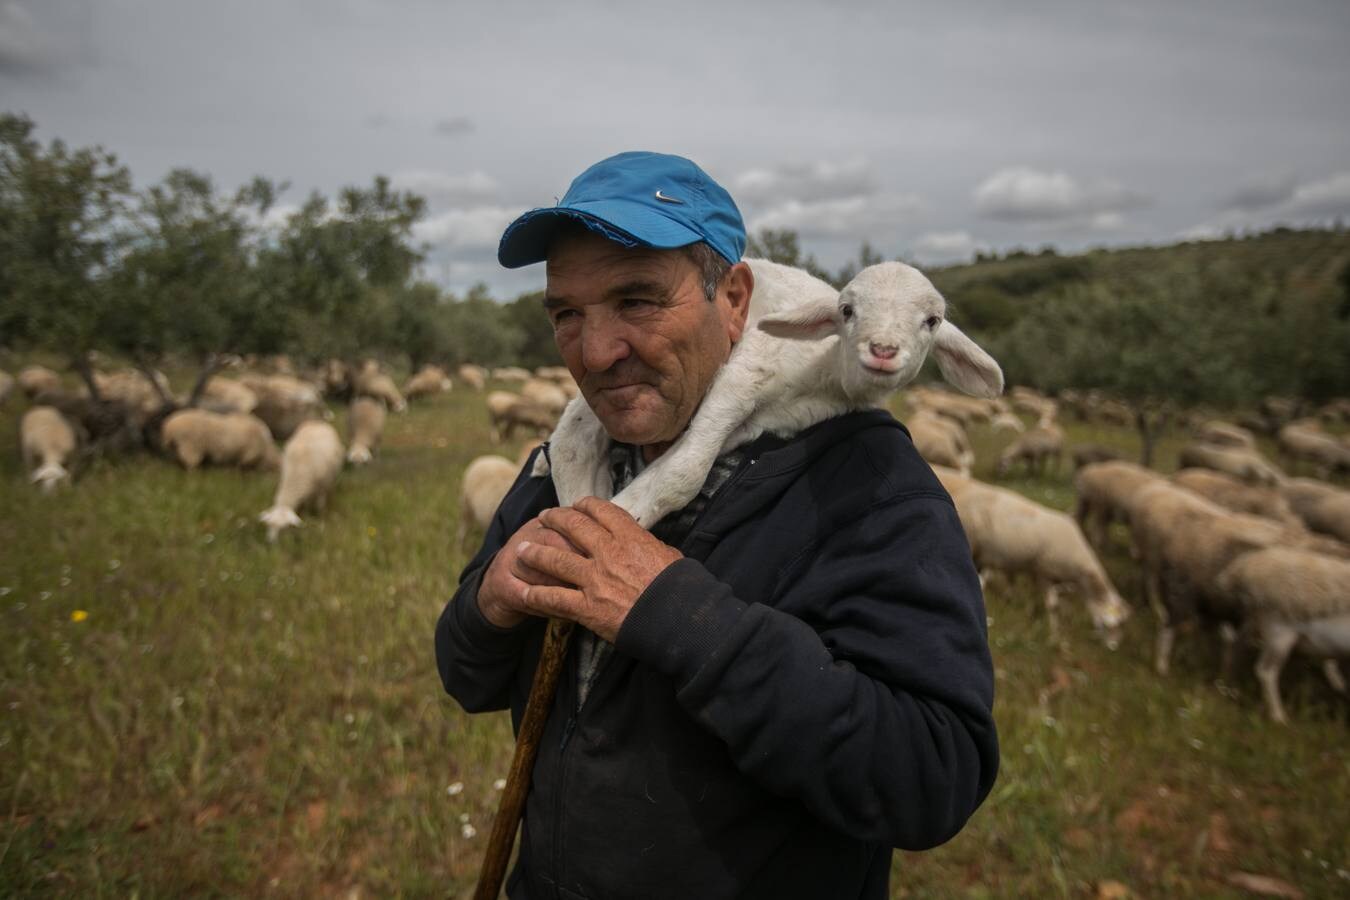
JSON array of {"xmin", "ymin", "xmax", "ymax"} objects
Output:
[{"xmin": 757, "ymin": 261, "xmax": 1003, "ymax": 403}]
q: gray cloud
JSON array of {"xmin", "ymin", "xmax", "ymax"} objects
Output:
[
  {"xmin": 748, "ymin": 193, "xmax": 925, "ymax": 239},
  {"xmin": 733, "ymin": 159, "xmax": 878, "ymax": 206},
  {"xmin": 433, "ymin": 116, "xmax": 474, "ymax": 138},
  {"xmin": 0, "ymin": 0, "xmax": 91, "ymax": 79},
  {"xmin": 912, "ymin": 231, "xmax": 984, "ymax": 266},
  {"xmin": 1285, "ymin": 171, "xmax": 1350, "ymax": 217},
  {"xmin": 1222, "ymin": 170, "xmax": 1299, "ymax": 211},
  {"xmin": 973, "ymin": 167, "xmax": 1149, "ymax": 225},
  {"xmin": 391, "ymin": 170, "xmax": 499, "ymax": 206}
]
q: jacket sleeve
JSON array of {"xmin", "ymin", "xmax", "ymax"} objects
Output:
[
  {"xmin": 435, "ymin": 453, "xmax": 551, "ymax": 714},
  {"xmin": 613, "ymin": 490, "xmax": 999, "ymax": 850}
]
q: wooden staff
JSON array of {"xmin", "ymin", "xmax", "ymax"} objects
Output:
[{"xmin": 473, "ymin": 617, "xmax": 575, "ymax": 900}]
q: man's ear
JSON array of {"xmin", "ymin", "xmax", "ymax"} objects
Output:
[
  {"xmin": 720, "ymin": 261, "xmax": 754, "ymax": 344},
  {"xmin": 758, "ymin": 297, "xmax": 841, "ymax": 340}
]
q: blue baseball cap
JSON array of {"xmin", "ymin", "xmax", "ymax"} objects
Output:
[{"xmin": 497, "ymin": 151, "xmax": 746, "ymax": 268}]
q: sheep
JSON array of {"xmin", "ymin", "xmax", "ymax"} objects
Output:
[
  {"xmin": 1281, "ymin": 478, "xmax": 1350, "ymax": 545},
  {"xmin": 1177, "ymin": 441, "xmax": 1284, "ymax": 487},
  {"xmin": 456, "ymin": 454, "xmax": 522, "ymax": 554},
  {"xmin": 996, "ymin": 420, "xmax": 1064, "ymax": 477},
  {"xmin": 242, "ymin": 373, "xmax": 328, "ymax": 441},
  {"xmin": 259, "ymin": 420, "xmax": 345, "ymax": 541},
  {"xmin": 20, "ymin": 406, "xmax": 79, "ymax": 492},
  {"xmin": 485, "ymin": 391, "xmax": 556, "ymax": 443},
  {"xmin": 1215, "ymin": 546, "xmax": 1350, "ymax": 723},
  {"xmin": 18, "ymin": 365, "xmax": 62, "ymax": 399},
  {"xmin": 195, "ymin": 376, "xmax": 258, "ymax": 415},
  {"xmin": 1277, "ymin": 422, "xmax": 1350, "ymax": 478},
  {"xmin": 321, "ymin": 359, "xmax": 352, "ymax": 400},
  {"xmin": 1073, "ymin": 460, "xmax": 1165, "ymax": 552},
  {"xmin": 491, "ymin": 366, "xmax": 531, "ymax": 382},
  {"xmin": 907, "ymin": 409, "xmax": 974, "ymax": 474},
  {"xmin": 345, "ymin": 397, "xmax": 386, "ymax": 465},
  {"xmin": 935, "ymin": 467, "xmax": 1130, "ymax": 647},
  {"xmin": 0, "ymin": 370, "xmax": 14, "ymax": 406},
  {"xmin": 403, "ymin": 365, "xmax": 453, "ymax": 401},
  {"xmin": 457, "ymin": 364, "xmax": 487, "ymax": 391},
  {"xmin": 354, "ymin": 370, "xmax": 406, "ymax": 412},
  {"xmin": 520, "ymin": 377, "xmax": 569, "ymax": 417},
  {"xmin": 1195, "ymin": 420, "xmax": 1256, "ymax": 449},
  {"xmin": 160, "ymin": 409, "xmax": 280, "ymax": 471},
  {"xmin": 990, "ymin": 410, "xmax": 1025, "ymax": 434},
  {"xmin": 543, "ymin": 258, "xmax": 1003, "ymax": 527},
  {"xmin": 534, "ymin": 366, "xmax": 573, "ymax": 383},
  {"xmin": 1070, "ymin": 443, "xmax": 1123, "ymax": 470},
  {"xmin": 1169, "ymin": 468, "xmax": 1304, "ymax": 530}
]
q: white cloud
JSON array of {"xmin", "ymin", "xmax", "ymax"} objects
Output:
[
  {"xmin": 414, "ymin": 205, "xmax": 520, "ymax": 250},
  {"xmin": 912, "ymin": 230, "xmax": 983, "ymax": 265},
  {"xmin": 1285, "ymin": 171, "xmax": 1350, "ymax": 217},
  {"xmin": 391, "ymin": 170, "xmax": 499, "ymax": 206},
  {"xmin": 1183, "ymin": 169, "xmax": 1350, "ymax": 239},
  {"xmin": 748, "ymin": 193, "xmax": 924, "ymax": 238},
  {"xmin": 973, "ymin": 166, "xmax": 1147, "ymax": 224},
  {"xmin": 734, "ymin": 159, "xmax": 878, "ymax": 206}
]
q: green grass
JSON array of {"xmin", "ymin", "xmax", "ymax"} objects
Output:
[{"xmin": 2, "ymin": 381, "xmax": 1348, "ymax": 898}]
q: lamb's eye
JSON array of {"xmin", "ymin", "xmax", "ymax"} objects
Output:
[
  {"xmin": 840, "ymin": 303, "xmax": 854, "ymax": 320},
  {"xmin": 924, "ymin": 315, "xmax": 942, "ymax": 329}
]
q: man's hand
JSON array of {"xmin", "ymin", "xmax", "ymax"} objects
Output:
[
  {"xmin": 477, "ymin": 516, "xmax": 581, "ymax": 629},
  {"xmin": 515, "ymin": 496, "xmax": 683, "ymax": 642}
]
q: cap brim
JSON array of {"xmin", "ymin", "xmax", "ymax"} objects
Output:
[{"xmin": 497, "ymin": 200, "xmax": 703, "ymax": 269}]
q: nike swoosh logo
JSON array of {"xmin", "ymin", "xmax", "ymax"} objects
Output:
[{"xmin": 654, "ymin": 190, "xmax": 684, "ymax": 204}]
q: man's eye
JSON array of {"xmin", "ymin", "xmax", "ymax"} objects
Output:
[
  {"xmin": 552, "ymin": 309, "xmax": 578, "ymax": 325},
  {"xmin": 621, "ymin": 297, "xmax": 652, "ymax": 309}
]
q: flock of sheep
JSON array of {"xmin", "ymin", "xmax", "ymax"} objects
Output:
[{"xmin": 7, "ymin": 346, "xmax": 1350, "ymax": 722}]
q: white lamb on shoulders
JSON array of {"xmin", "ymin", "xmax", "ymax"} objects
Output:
[
  {"xmin": 259, "ymin": 420, "xmax": 345, "ymax": 541},
  {"xmin": 540, "ymin": 258, "xmax": 1004, "ymax": 527}
]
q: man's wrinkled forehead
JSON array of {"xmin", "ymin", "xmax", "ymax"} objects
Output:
[{"xmin": 545, "ymin": 232, "xmax": 690, "ymax": 296}]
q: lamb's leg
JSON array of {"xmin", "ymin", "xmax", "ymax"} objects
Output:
[
  {"xmin": 1322, "ymin": 659, "xmax": 1346, "ymax": 694},
  {"xmin": 1144, "ymin": 567, "xmax": 1175, "ymax": 676},
  {"xmin": 612, "ymin": 354, "xmax": 764, "ymax": 528},
  {"xmin": 1254, "ymin": 620, "xmax": 1299, "ymax": 725},
  {"xmin": 1042, "ymin": 582, "xmax": 1061, "ymax": 641}
]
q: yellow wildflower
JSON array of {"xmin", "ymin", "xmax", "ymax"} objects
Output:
[{"xmin": 70, "ymin": 610, "xmax": 89, "ymax": 623}]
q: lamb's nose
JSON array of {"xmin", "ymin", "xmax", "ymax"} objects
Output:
[{"xmin": 870, "ymin": 343, "xmax": 898, "ymax": 360}]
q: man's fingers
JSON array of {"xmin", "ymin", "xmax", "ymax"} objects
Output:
[
  {"xmin": 509, "ymin": 556, "xmax": 572, "ymax": 588},
  {"xmin": 539, "ymin": 506, "xmax": 611, "ymax": 553},
  {"xmin": 522, "ymin": 583, "xmax": 586, "ymax": 619},
  {"xmin": 575, "ymin": 495, "xmax": 644, "ymax": 535},
  {"xmin": 518, "ymin": 540, "xmax": 590, "ymax": 586}
]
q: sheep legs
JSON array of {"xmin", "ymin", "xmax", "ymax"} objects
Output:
[
  {"xmin": 1042, "ymin": 583, "xmax": 1062, "ymax": 642},
  {"xmin": 1324, "ymin": 659, "xmax": 1347, "ymax": 694},
  {"xmin": 1254, "ymin": 620, "xmax": 1300, "ymax": 725}
]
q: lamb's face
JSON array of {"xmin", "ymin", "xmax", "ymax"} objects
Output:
[{"xmin": 835, "ymin": 262, "xmax": 947, "ymax": 402}]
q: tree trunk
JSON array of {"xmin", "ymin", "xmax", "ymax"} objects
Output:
[
  {"xmin": 1135, "ymin": 407, "xmax": 1170, "ymax": 468},
  {"xmin": 132, "ymin": 356, "xmax": 176, "ymax": 409},
  {"xmin": 71, "ymin": 353, "xmax": 102, "ymax": 402},
  {"xmin": 186, "ymin": 353, "xmax": 226, "ymax": 408}
]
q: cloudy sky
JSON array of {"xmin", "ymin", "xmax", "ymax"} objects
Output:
[{"xmin": 5, "ymin": 0, "xmax": 1349, "ymax": 297}]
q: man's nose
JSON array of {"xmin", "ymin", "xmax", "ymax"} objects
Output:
[{"xmin": 580, "ymin": 319, "xmax": 631, "ymax": 373}]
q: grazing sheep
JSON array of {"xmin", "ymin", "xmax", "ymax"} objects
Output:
[
  {"xmin": 403, "ymin": 365, "xmax": 453, "ymax": 401},
  {"xmin": 521, "ymin": 377, "xmax": 569, "ymax": 417},
  {"xmin": 160, "ymin": 409, "xmax": 280, "ymax": 471},
  {"xmin": 1170, "ymin": 468, "xmax": 1304, "ymax": 530},
  {"xmin": 242, "ymin": 373, "xmax": 327, "ymax": 441},
  {"xmin": 491, "ymin": 366, "xmax": 531, "ymax": 382},
  {"xmin": 1070, "ymin": 443, "xmax": 1123, "ymax": 470},
  {"xmin": 534, "ymin": 365, "xmax": 573, "ymax": 383},
  {"xmin": 990, "ymin": 410, "xmax": 1025, "ymax": 434},
  {"xmin": 1093, "ymin": 398, "xmax": 1134, "ymax": 428},
  {"xmin": 196, "ymin": 376, "xmax": 258, "ymax": 414},
  {"xmin": 457, "ymin": 364, "xmax": 487, "ymax": 391},
  {"xmin": 354, "ymin": 370, "xmax": 406, "ymax": 412},
  {"xmin": 935, "ymin": 467, "xmax": 1130, "ymax": 647},
  {"xmin": 1215, "ymin": 546, "xmax": 1350, "ymax": 723},
  {"xmin": 456, "ymin": 454, "xmax": 522, "ymax": 554},
  {"xmin": 0, "ymin": 370, "xmax": 14, "ymax": 406},
  {"xmin": 1277, "ymin": 422, "xmax": 1350, "ymax": 478},
  {"xmin": 996, "ymin": 419, "xmax": 1065, "ymax": 477},
  {"xmin": 259, "ymin": 420, "xmax": 344, "ymax": 541},
  {"xmin": 1073, "ymin": 460, "xmax": 1165, "ymax": 552},
  {"xmin": 1178, "ymin": 441, "xmax": 1284, "ymax": 487},
  {"xmin": 1195, "ymin": 420, "xmax": 1256, "ymax": 449},
  {"xmin": 907, "ymin": 409, "xmax": 974, "ymax": 474},
  {"xmin": 346, "ymin": 397, "xmax": 387, "ymax": 465},
  {"xmin": 18, "ymin": 365, "xmax": 62, "ymax": 399},
  {"xmin": 1281, "ymin": 478, "xmax": 1350, "ymax": 544},
  {"xmin": 321, "ymin": 359, "xmax": 352, "ymax": 400},
  {"xmin": 20, "ymin": 406, "xmax": 79, "ymax": 492},
  {"xmin": 545, "ymin": 259, "xmax": 1003, "ymax": 527}
]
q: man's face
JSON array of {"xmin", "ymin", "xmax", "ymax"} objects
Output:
[{"xmin": 544, "ymin": 231, "xmax": 747, "ymax": 450}]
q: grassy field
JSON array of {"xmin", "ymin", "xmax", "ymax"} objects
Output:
[{"xmin": 1, "ymin": 377, "xmax": 1348, "ymax": 898}]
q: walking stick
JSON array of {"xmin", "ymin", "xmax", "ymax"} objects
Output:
[{"xmin": 473, "ymin": 617, "xmax": 575, "ymax": 900}]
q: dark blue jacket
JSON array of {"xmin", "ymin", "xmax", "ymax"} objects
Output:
[{"xmin": 436, "ymin": 409, "xmax": 998, "ymax": 899}]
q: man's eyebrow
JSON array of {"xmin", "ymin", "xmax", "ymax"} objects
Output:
[{"xmin": 604, "ymin": 278, "xmax": 669, "ymax": 300}]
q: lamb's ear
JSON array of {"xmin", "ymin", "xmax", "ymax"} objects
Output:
[
  {"xmin": 933, "ymin": 321, "xmax": 1004, "ymax": 398},
  {"xmin": 757, "ymin": 298, "xmax": 841, "ymax": 341}
]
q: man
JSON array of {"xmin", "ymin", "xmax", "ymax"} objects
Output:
[{"xmin": 436, "ymin": 151, "xmax": 998, "ymax": 899}]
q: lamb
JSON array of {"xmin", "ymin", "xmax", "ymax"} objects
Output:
[
  {"xmin": 346, "ymin": 397, "xmax": 386, "ymax": 465},
  {"xmin": 20, "ymin": 406, "xmax": 80, "ymax": 492},
  {"xmin": 456, "ymin": 454, "xmax": 522, "ymax": 553},
  {"xmin": 1277, "ymin": 422, "xmax": 1350, "ymax": 478},
  {"xmin": 996, "ymin": 419, "xmax": 1064, "ymax": 477},
  {"xmin": 1280, "ymin": 478, "xmax": 1350, "ymax": 544},
  {"xmin": 18, "ymin": 365, "xmax": 62, "ymax": 399},
  {"xmin": 935, "ymin": 467, "xmax": 1130, "ymax": 647},
  {"xmin": 160, "ymin": 409, "xmax": 280, "ymax": 471},
  {"xmin": 1073, "ymin": 460, "xmax": 1165, "ymax": 552},
  {"xmin": 0, "ymin": 370, "xmax": 14, "ymax": 406},
  {"xmin": 1169, "ymin": 468, "xmax": 1304, "ymax": 530},
  {"xmin": 403, "ymin": 365, "xmax": 453, "ymax": 401},
  {"xmin": 1215, "ymin": 546, "xmax": 1350, "ymax": 723},
  {"xmin": 259, "ymin": 420, "xmax": 345, "ymax": 541},
  {"xmin": 457, "ymin": 364, "xmax": 487, "ymax": 391},
  {"xmin": 543, "ymin": 259, "xmax": 1003, "ymax": 527},
  {"xmin": 1177, "ymin": 441, "xmax": 1284, "ymax": 487}
]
